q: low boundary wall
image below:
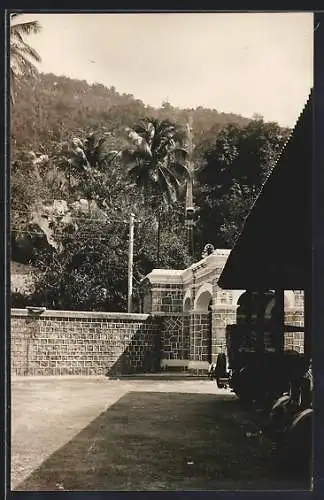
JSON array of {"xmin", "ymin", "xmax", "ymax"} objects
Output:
[{"xmin": 11, "ymin": 309, "xmax": 160, "ymax": 376}]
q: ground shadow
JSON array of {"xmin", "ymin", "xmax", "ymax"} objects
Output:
[{"xmin": 15, "ymin": 392, "xmax": 310, "ymax": 491}]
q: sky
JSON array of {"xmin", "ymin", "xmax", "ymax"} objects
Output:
[{"xmin": 17, "ymin": 12, "xmax": 313, "ymax": 127}]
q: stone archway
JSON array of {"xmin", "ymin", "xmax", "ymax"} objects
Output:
[
  {"xmin": 190, "ymin": 283, "xmax": 213, "ymax": 364},
  {"xmin": 194, "ymin": 282, "xmax": 213, "ymax": 313}
]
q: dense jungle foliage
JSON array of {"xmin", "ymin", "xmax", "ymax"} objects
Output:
[{"xmin": 11, "ymin": 72, "xmax": 291, "ymax": 311}]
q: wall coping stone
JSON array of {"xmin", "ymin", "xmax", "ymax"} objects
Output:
[
  {"xmin": 178, "ymin": 251, "xmax": 231, "ymax": 285},
  {"xmin": 142, "ymin": 269, "xmax": 184, "ymax": 285},
  {"xmin": 151, "ymin": 312, "xmax": 183, "ymax": 317},
  {"xmin": 142, "ymin": 249, "xmax": 231, "ymax": 287},
  {"xmin": 11, "ymin": 308, "xmax": 151, "ymax": 321}
]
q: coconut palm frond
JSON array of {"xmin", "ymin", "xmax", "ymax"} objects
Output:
[
  {"xmin": 162, "ymin": 165, "xmax": 188, "ymax": 200},
  {"xmin": 94, "ymin": 137, "xmax": 107, "ymax": 153},
  {"xmin": 174, "ymin": 147, "xmax": 189, "ymax": 160},
  {"xmin": 122, "ymin": 118, "xmax": 190, "ymax": 209},
  {"xmin": 11, "ymin": 53, "xmax": 39, "ymax": 78},
  {"xmin": 11, "ymin": 20, "xmax": 41, "ymax": 37},
  {"xmin": 134, "ymin": 123, "xmax": 153, "ymax": 145},
  {"xmin": 141, "ymin": 141, "xmax": 153, "ymax": 158},
  {"xmin": 155, "ymin": 135, "xmax": 174, "ymax": 153},
  {"xmin": 158, "ymin": 168, "xmax": 177, "ymax": 204},
  {"xmin": 106, "ymin": 151, "xmax": 121, "ymax": 165},
  {"xmin": 84, "ymin": 133, "xmax": 96, "ymax": 151},
  {"xmin": 131, "ymin": 147, "xmax": 151, "ymax": 163},
  {"xmin": 11, "ymin": 42, "xmax": 41, "ymax": 63},
  {"xmin": 168, "ymin": 161, "xmax": 191, "ymax": 181},
  {"xmin": 163, "ymin": 165, "xmax": 183, "ymax": 187},
  {"xmin": 128, "ymin": 129, "xmax": 145, "ymax": 147},
  {"xmin": 10, "ymin": 17, "xmax": 41, "ymax": 99},
  {"xmin": 129, "ymin": 163, "xmax": 151, "ymax": 190},
  {"xmin": 121, "ymin": 149, "xmax": 136, "ymax": 165}
]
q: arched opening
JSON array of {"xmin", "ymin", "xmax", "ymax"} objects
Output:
[
  {"xmin": 194, "ymin": 283, "xmax": 213, "ymax": 313},
  {"xmin": 193, "ymin": 283, "xmax": 213, "ymax": 364}
]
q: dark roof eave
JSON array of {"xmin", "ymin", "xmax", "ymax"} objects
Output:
[{"xmin": 218, "ymin": 89, "xmax": 312, "ymax": 291}]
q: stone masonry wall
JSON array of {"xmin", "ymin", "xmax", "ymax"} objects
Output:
[
  {"xmin": 159, "ymin": 315, "xmax": 185, "ymax": 360},
  {"xmin": 284, "ymin": 309, "xmax": 305, "ymax": 353},
  {"xmin": 182, "ymin": 314, "xmax": 190, "ymax": 360},
  {"xmin": 189, "ymin": 313, "xmax": 212, "ymax": 362},
  {"xmin": 11, "ymin": 309, "xmax": 160, "ymax": 376},
  {"xmin": 211, "ymin": 306, "xmax": 237, "ymax": 359},
  {"xmin": 150, "ymin": 284, "xmax": 183, "ymax": 314},
  {"xmin": 147, "ymin": 282, "xmax": 185, "ymax": 366},
  {"xmin": 140, "ymin": 258, "xmax": 306, "ymax": 368}
]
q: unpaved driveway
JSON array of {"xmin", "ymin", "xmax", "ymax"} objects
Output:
[{"xmin": 11, "ymin": 376, "xmax": 309, "ymax": 491}]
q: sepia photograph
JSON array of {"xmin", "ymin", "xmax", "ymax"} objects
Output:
[{"xmin": 9, "ymin": 11, "xmax": 314, "ymax": 491}]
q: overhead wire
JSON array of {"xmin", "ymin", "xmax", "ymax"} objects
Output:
[{"xmin": 11, "ymin": 210, "xmax": 142, "ymax": 224}]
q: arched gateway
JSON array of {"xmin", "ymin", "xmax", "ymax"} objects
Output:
[{"xmin": 140, "ymin": 250, "xmax": 304, "ymax": 373}]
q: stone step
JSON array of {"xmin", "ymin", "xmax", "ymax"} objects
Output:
[{"xmin": 109, "ymin": 371, "xmax": 210, "ymax": 381}]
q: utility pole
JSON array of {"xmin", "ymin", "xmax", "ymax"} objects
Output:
[
  {"xmin": 157, "ymin": 207, "xmax": 161, "ymax": 267},
  {"xmin": 185, "ymin": 115, "xmax": 196, "ymax": 260},
  {"xmin": 127, "ymin": 213, "xmax": 135, "ymax": 313}
]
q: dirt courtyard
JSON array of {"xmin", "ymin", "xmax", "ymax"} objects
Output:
[{"xmin": 11, "ymin": 376, "xmax": 309, "ymax": 491}]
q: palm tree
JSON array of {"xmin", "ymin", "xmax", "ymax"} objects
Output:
[
  {"xmin": 122, "ymin": 117, "xmax": 190, "ymax": 265},
  {"xmin": 68, "ymin": 133, "xmax": 120, "ymax": 172},
  {"xmin": 10, "ymin": 13, "xmax": 42, "ymax": 103},
  {"xmin": 64, "ymin": 132, "xmax": 121, "ymax": 206}
]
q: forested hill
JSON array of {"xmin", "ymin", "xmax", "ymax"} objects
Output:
[
  {"xmin": 11, "ymin": 71, "xmax": 291, "ymax": 311},
  {"xmin": 12, "ymin": 72, "xmax": 251, "ymax": 149}
]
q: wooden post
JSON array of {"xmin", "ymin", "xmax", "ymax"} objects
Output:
[
  {"xmin": 157, "ymin": 208, "xmax": 161, "ymax": 267},
  {"xmin": 274, "ymin": 288, "xmax": 285, "ymax": 352},
  {"xmin": 255, "ymin": 291, "xmax": 265, "ymax": 354},
  {"xmin": 127, "ymin": 213, "xmax": 135, "ymax": 313},
  {"xmin": 304, "ymin": 286, "xmax": 311, "ymax": 365}
]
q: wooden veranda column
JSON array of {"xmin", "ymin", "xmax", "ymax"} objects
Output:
[
  {"xmin": 304, "ymin": 286, "xmax": 312, "ymax": 365},
  {"xmin": 274, "ymin": 288, "xmax": 285, "ymax": 352},
  {"xmin": 255, "ymin": 291, "xmax": 265, "ymax": 354}
]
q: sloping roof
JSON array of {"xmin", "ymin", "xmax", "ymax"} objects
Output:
[{"xmin": 218, "ymin": 90, "xmax": 312, "ymax": 291}]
